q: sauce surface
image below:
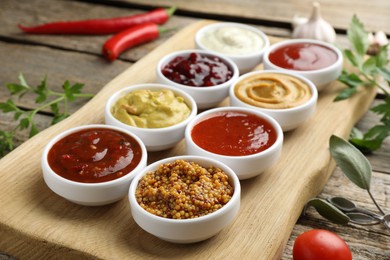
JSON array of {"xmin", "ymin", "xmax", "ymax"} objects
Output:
[
  {"xmin": 162, "ymin": 52, "xmax": 233, "ymax": 87},
  {"xmin": 269, "ymin": 43, "xmax": 338, "ymax": 71},
  {"xmin": 136, "ymin": 159, "xmax": 233, "ymax": 219},
  {"xmin": 234, "ymin": 73, "xmax": 312, "ymax": 109},
  {"xmin": 191, "ymin": 111, "xmax": 277, "ymax": 156},
  {"xmin": 200, "ymin": 26, "xmax": 264, "ymax": 55},
  {"xmin": 111, "ymin": 89, "xmax": 191, "ymax": 128},
  {"xmin": 48, "ymin": 128, "xmax": 142, "ymax": 183}
]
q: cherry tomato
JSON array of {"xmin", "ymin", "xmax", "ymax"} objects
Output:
[{"xmin": 293, "ymin": 229, "xmax": 352, "ymax": 260}]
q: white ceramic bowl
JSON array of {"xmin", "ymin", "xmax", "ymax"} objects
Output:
[
  {"xmin": 185, "ymin": 107, "xmax": 283, "ymax": 180},
  {"xmin": 263, "ymin": 39, "xmax": 343, "ymax": 91},
  {"xmin": 195, "ymin": 22, "xmax": 270, "ymax": 74},
  {"xmin": 41, "ymin": 124, "xmax": 147, "ymax": 206},
  {"xmin": 129, "ymin": 155, "xmax": 241, "ymax": 243},
  {"xmin": 229, "ymin": 70, "xmax": 318, "ymax": 131},
  {"xmin": 156, "ymin": 49, "xmax": 239, "ymax": 109},
  {"xmin": 105, "ymin": 83, "xmax": 197, "ymax": 152}
]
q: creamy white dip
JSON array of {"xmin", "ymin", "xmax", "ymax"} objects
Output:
[{"xmin": 200, "ymin": 26, "xmax": 264, "ymax": 55}]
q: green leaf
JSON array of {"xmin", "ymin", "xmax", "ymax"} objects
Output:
[
  {"xmin": 34, "ymin": 76, "xmax": 48, "ymax": 104},
  {"xmin": 375, "ymin": 45, "xmax": 389, "ymax": 68},
  {"xmin": 0, "ymin": 99, "xmax": 18, "ymax": 113},
  {"xmin": 350, "ymin": 127, "xmax": 364, "ymax": 140},
  {"xmin": 334, "ymin": 87, "xmax": 358, "ymax": 101},
  {"xmin": 13, "ymin": 111, "xmax": 23, "ymax": 120},
  {"xmin": 6, "ymin": 83, "xmax": 30, "ymax": 96},
  {"xmin": 51, "ymin": 113, "xmax": 69, "ymax": 125},
  {"xmin": 50, "ymin": 103, "xmax": 59, "ymax": 115},
  {"xmin": 70, "ymin": 83, "xmax": 84, "ymax": 94},
  {"xmin": 18, "ymin": 73, "xmax": 29, "ymax": 88},
  {"xmin": 306, "ymin": 198, "xmax": 350, "ymax": 225},
  {"xmin": 338, "ymin": 71, "xmax": 363, "ymax": 87},
  {"xmin": 362, "ymin": 57, "xmax": 378, "ymax": 75},
  {"xmin": 349, "ymin": 137, "xmax": 380, "ymax": 153},
  {"xmin": 19, "ymin": 117, "xmax": 30, "ymax": 130},
  {"xmin": 343, "ymin": 49, "xmax": 358, "ymax": 67},
  {"xmin": 347, "ymin": 15, "xmax": 369, "ymax": 57},
  {"xmin": 63, "ymin": 81, "xmax": 85, "ymax": 101},
  {"xmin": 346, "ymin": 212, "xmax": 380, "ymax": 225},
  {"xmin": 364, "ymin": 124, "xmax": 390, "ymax": 142},
  {"xmin": 0, "ymin": 130, "xmax": 14, "ymax": 158},
  {"xmin": 378, "ymin": 67, "xmax": 390, "ymax": 84},
  {"xmin": 329, "ymin": 135, "xmax": 372, "ymax": 190},
  {"xmin": 63, "ymin": 81, "xmax": 74, "ymax": 101},
  {"xmin": 371, "ymin": 97, "xmax": 390, "ymax": 122},
  {"xmin": 29, "ymin": 123, "xmax": 39, "ymax": 137}
]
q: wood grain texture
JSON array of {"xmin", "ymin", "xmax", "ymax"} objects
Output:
[
  {"xmin": 111, "ymin": 0, "xmax": 390, "ymax": 34},
  {"xmin": 0, "ymin": 20, "xmax": 377, "ymax": 259},
  {"xmin": 0, "ymin": 0, "xmax": 289, "ymax": 62}
]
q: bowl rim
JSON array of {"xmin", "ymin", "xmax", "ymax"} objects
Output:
[
  {"xmin": 41, "ymin": 124, "xmax": 148, "ymax": 187},
  {"xmin": 195, "ymin": 22, "xmax": 270, "ymax": 58},
  {"xmin": 105, "ymin": 83, "xmax": 198, "ymax": 132},
  {"xmin": 185, "ymin": 106, "xmax": 284, "ymax": 159},
  {"xmin": 156, "ymin": 49, "xmax": 239, "ymax": 91},
  {"xmin": 128, "ymin": 155, "xmax": 241, "ymax": 223},
  {"xmin": 263, "ymin": 38, "xmax": 343, "ymax": 74},
  {"xmin": 230, "ymin": 70, "xmax": 318, "ymax": 113}
]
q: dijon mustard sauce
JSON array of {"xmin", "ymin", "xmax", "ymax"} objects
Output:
[
  {"xmin": 234, "ymin": 73, "xmax": 312, "ymax": 109},
  {"xmin": 111, "ymin": 89, "xmax": 191, "ymax": 128}
]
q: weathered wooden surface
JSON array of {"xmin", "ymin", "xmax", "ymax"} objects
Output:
[
  {"xmin": 0, "ymin": 0, "xmax": 389, "ymax": 259},
  {"xmin": 110, "ymin": 0, "xmax": 390, "ymax": 34}
]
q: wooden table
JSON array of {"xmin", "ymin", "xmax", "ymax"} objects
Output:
[{"xmin": 0, "ymin": 0, "xmax": 389, "ymax": 259}]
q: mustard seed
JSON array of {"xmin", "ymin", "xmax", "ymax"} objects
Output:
[{"xmin": 136, "ymin": 159, "xmax": 233, "ymax": 219}]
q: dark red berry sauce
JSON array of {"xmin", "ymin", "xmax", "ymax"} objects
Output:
[{"xmin": 161, "ymin": 52, "xmax": 233, "ymax": 87}]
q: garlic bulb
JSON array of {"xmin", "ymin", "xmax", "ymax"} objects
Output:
[
  {"xmin": 369, "ymin": 31, "xmax": 389, "ymax": 46},
  {"xmin": 292, "ymin": 15, "xmax": 308, "ymax": 29},
  {"xmin": 292, "ymin": 2, "xmax": 336, "ymax": 43},
  {"xmin": 367, "ymin": 31, "xmax": 389, "ymax": 55}
]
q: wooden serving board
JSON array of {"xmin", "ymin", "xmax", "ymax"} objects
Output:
[{"xmin": 0, "ymin": 20, "xmax": 376, "ymax": 259}]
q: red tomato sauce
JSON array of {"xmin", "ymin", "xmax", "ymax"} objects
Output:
[
  {"xmin": 191, "ymin": 111, "xmax": 277, "ymax": 156},
  {"xmin": 269, "ymin": 43, "xmax": 338, "ymax": 71},
  {"xmin": 48, "ymin": 128, "xmax": 142, "ymax": 183}
]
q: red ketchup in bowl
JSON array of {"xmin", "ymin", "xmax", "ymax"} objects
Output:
[
  {"xmin": 269, "ymin": 43, "xmax": 338, "ymax": 71},
  {"xmin": 161, "ymin": 52, "xmax": 233, "ymax": 87},
  {"xmin": 48, "ymin": 128, "xmax": 142, "ymax": 183},
  {"xmin": 191, "ymin": 111, "xmax": 277, "ymax": 156}
]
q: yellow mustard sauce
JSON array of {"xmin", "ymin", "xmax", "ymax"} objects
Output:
[{"xmin": 111, "ymin": 89, "xmax": 191, "ymax": 128}]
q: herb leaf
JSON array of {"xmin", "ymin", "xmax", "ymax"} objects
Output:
[
  {"xmin": 347, "ymin": 15, "xmax": 369, "ymax": 58},
  {"xmin": 306, "ymin": 198, "xmax": 350, "ymax": 224},
  {"xmin": 0, "ymin": 99, "xmax": 19, "ymax": 113},
  {"xmin": 337, "ymin": 15, "xmax": 390, "ymax": 152},
  {"xmin": 34, "ymin": 76, "xmax": 49, "ymax": 104},
  {"xmin": 0, "ymin": 131, "xmax": 14, "ymax": 158},
  {"xmin": 350, "ymin": 97, "xmax": 390, "ymax": 152},
  {"xmin": 378, "ymin": 67, "xmax": 390, "ymax": 84},
  {"xmin": 0, "ymin": 74, "xmax": 93, "ymax": 158},
  {"xmin": 329, "ymin": 135, "xmax": 372, "ymax": 190},
  {"xmin": 63, "ymin": 81, "xmax": 84, "ymax": 102}
]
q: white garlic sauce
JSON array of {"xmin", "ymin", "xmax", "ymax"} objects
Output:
[{"xmin": 200, "ymin": 26, "xmax": 264, "ymax": 55}]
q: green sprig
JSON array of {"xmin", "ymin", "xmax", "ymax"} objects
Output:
[
  {"xmin": 336, "ymin": 15, "xmax": 390, "ymax": 152},
  {"xmin": 0, "ymin": 74, "xmax": 93, "ymax": 158},
  {"xmin": 305, "ymin": 135, "xmax": 388, "ymax": 230}
]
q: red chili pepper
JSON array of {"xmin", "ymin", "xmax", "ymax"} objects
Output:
[
  {"xmin": 102, "ymin": 22, "xmax": 167, "ymax": 61},
  {"xmin": 18, "ymin": 6, "xmax": 176, "ymax": 35}
]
